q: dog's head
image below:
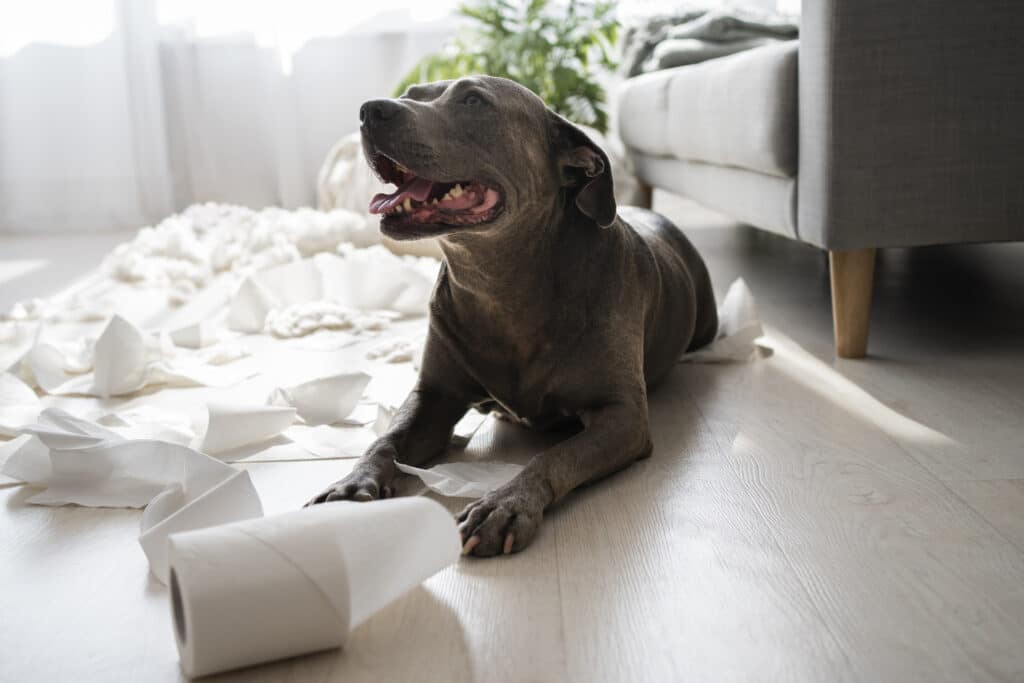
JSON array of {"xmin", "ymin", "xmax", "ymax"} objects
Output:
[{"xmin": 360, "ymin": 75, "xmax": 615, "ymax": 241}]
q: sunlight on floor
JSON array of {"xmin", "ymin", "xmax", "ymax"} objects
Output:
[{"xmin": 762, "ymin": 326, "xmax": 957, "ymax": 448}]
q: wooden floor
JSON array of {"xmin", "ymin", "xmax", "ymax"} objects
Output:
[{"xmin": 3, "ymin": 197, "xmax": 1024, "ymax": 682}]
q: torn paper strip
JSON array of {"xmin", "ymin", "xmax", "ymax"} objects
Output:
[
  {"xmin": 680, "ymin": 278, "xmax": 765, "ymax": 363},
  {"xmin": 395, "ymin": 461, "xmax": 524, "ymax": 498},
  {"xmin": 373, "ymin": 403, "xmax": 397, "ymax": 436}
]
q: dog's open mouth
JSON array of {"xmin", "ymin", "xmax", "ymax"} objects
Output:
[{"xmin": 367, "ymin": 154, "xmax": 502, "ymax": 226}]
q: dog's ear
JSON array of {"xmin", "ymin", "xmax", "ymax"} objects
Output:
[{"xmin": 549, "ymin": 112, "xmax": 616, "ymax": 228}]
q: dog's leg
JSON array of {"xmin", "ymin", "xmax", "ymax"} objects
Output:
[
  {"xmin": 457, "ymin": 397, "xmax": 650, "ymax": 557},
  {"xmin": 306, "ymin": 387, "xmax": 468, "ymax": 504}
]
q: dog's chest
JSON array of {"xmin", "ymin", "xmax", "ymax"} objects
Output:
[{"xmin": 463, "ymin": 338, "xmax": 578, "ymax": 425}]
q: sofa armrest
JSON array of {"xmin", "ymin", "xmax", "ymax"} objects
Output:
[{"xmin": 798, "ymin": 0, "xmax": 1024, "ymax": 249}]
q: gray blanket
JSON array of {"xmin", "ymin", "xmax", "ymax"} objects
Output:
[{"xmin": 620, "ymin": 8, "xmax": 799, "ymax": 76}]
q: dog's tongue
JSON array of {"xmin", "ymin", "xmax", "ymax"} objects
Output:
[{"xmin": 369, "ymin": 176, "xmax": 434, "ymax": 214}]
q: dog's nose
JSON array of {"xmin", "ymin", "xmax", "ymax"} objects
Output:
[{"xmin": 359, "ymin": 99, "xmax": 401, "ymax": 127}]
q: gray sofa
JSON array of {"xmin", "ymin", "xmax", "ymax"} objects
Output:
[{"xmin": 617, "ymin": 1, "xmax": 1024, "ymax": 357}]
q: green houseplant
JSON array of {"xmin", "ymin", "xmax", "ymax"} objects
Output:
[{"xmin": 393, "ymin": 0, "xmax": 619, "ymax": 133}]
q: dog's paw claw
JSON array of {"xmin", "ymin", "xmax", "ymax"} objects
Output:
[
  {"xmin": 457, "ymin": 487, "xmax": 543, "ymax": 557},
  {"xmin": 306, "ymin": 467, "xmax": 390, "ymax": 507}
]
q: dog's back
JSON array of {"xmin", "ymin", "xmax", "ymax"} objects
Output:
[{"xmin": 618, "ymin": 206, "xmax": 718, "ymax": 385}]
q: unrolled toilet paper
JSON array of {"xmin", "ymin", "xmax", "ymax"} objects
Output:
[{"xmin": 167, "ymin": 497, "xmax": 460, "ymax": 678}]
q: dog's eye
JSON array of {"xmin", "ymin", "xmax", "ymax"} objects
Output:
[{"xmin": 462, "ymin": 92, "xmax": 483, "ymax": 106}]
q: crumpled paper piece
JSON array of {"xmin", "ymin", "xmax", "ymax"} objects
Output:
[
  {"xmin": 0, "ymin": 372, "xmax": 41, "ymax": 437},
  {"xmin": 200, "ymin": 402, "xmax": 298, "ymax": 454},
  {"xmin": 372, "ymin": 403, "xmax": 398, "ymax": 437},
  {"xmin": 0, "ymin": 408, "xmax": 263, "ymax": 583},
  {"xmin": 680, "ymin": 278, "xmax": 765, "ymax": 363},
  {"xmin": 228, "ymin": 249, "xmax": 438, "ymax": 335},
  {"xmin": 340, "ymin": 402, "xmax": 378, "ymax": 426},
  {"xmin": 395, "ymin": 461, "xmax": 524, "ymax": 498},
  {"xmin": 199, "ymin": 372, "xmax": 374, "ymax": 457},
  {"xmin": 17, "ymin": 315, "xmax": 254, "ymax": 397},
  {"xmin": 268, "ymin": 372, "xmax": 371, "ymax": 426},
  {"xmin": 169, "ymin": 319, "xmax": 221, "ymax": 349},
  {"xmin": 96, "ymin": 406, "xmax": 197, "ymax": 445}
]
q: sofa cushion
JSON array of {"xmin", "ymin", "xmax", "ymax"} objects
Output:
[{"xmin": 618, "ymin": 41, "xmax": 798, "ymax": 178}]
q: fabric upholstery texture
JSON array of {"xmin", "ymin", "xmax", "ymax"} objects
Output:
[
  {"xmin": 797, "ymin": 0, "xmax": 1024, "ymax": 249},
  {"xmin": 619, "ymin": 41, "xmax": 798, "ymax": 178},
  {"xmin": 633, "ymin": 154, "xmax": 796, "ymax": 239},
  {"xmin": 619, "ymin": 0, "xmax": 1024, "ymax": 250}
]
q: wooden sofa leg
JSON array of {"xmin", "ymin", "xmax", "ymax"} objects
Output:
[{"xmin": 829, "ymin": 248, "xmax": 876, "ymax": 358}]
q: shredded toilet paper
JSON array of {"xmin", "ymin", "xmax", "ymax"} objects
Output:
[
  {"xmin": 169, "ymin": 320, "xmax": 221, "ymax": 349},
  {"xmin": 102, "ymin": 204, "xmax": 379, "ymax": 304},
  {"xmin": 365, "ymin": 337, "xmax": 421, "ymax": 363},
  {"xmin": 16, "ymin": 315, "xmax": 255, "ymax": 398},
  {"xmin": 197, "ymin": 372, "xmax": 375, "ymax": 457},
  {"xmin": 266, "ymin": 302, "xmax": 397, "ymax": 338},
  {"xmin": 228, "ymin": 250, "xmax": 439, "ymax": 336},
  {"xmin": 0, "ymin": 373, "xmax": 41, "ymax": 437},
  {"xmin": 396, "ymin": 460, "xmax": 524, "ymax": 498},
  {"xmin": 200, "ymin": 403, "xmax": 298, "ymax": 455},
  {"xmin": 680, "ymin": 278, "xmax": 765, "ymax": 363},
  {"xmin": 96, "ymin": 406, "xmax": 196, "ymax": 445},
  {"xmin": 267, "ymin": 372, "xmax": 371, "ymax": 426},
  {"xmin": 282, "ymin": 424, "xmax": 379, "ymax": 459},
  {"xmin": 0, "ymin": 408, "xmax": 263, "ymax": 583}
]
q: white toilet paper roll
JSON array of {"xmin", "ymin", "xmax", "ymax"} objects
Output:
[{"xmin": 167, "ymin": 497, "xmax": 460, "ymax": 678}]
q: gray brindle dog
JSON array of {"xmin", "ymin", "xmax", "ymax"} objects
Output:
[{"xmin": 308, "ymin": 76, "xmax": 717, "ymax": 557}]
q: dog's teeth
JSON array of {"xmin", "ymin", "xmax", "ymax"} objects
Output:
[
  {"xmin": 431, "ymin": 198, "xmax": 439, "ymax": 205},
  {"xmin": 396, "ymin": 163, "xmax": 408, "ymax": 173},
  {"xmin": 451, "ymin": 184, "xmax": 463, "ymax": 198},
  {"xmin": 402, "ymin": 198, "xmax": 412, "ymax": 212},
  {"xmin": 394, "ymin": 205, "xmax": 403, "ymax": 214},
  {"xmin": 442, "ymin": 192, "xmax": 453, "ymax": 201}
]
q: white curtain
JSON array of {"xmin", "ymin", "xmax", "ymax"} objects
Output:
[{"xmin": 0, "ymin": 0, "xmax": 457, "ymax": 233}]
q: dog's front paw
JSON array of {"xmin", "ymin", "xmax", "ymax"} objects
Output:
[
  {"xmin": 305, "ymin": 463, "xmax": 395, "ymax": 506},
  {"xmin": 456, "ymin": 482, "xmax": 545, "ymax": 557}
]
